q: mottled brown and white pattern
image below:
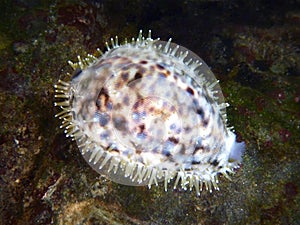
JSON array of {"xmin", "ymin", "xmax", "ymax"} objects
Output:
[{"xmin": 54, "ymin": 30, "xmax": 245, "ymax": 195}]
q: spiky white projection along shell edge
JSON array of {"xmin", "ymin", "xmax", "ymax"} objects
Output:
[{"xmin": 54, "ymin": 30, "xmax": 245, "ymax": 196}]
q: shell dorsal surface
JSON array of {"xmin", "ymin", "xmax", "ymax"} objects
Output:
[{"xmin": 54, "ymin": 30, "xmax": 245, "ymax": 195}]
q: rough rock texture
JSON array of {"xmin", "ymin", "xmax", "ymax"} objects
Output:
[{"xmin": 0, "ymin": 0, "xmax": 299, "ymax": 224}]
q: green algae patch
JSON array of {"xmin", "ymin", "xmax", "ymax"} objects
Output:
[{"xmin": 0, "ymin": 34, "xmax": 11, "ymax": 52}]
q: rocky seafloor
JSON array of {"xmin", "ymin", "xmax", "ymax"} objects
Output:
[{"xmin": 0, "ymin": 0, "xmax": 299, "ymax": 224}]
